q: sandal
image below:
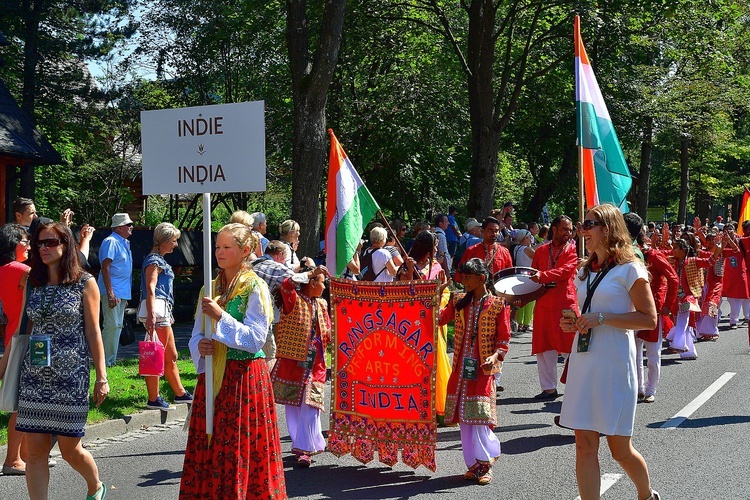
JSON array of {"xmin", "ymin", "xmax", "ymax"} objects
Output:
[
  {"xmin": 477, "ymin": 468, "xmax": 493, "ymax": 485},
  {"xmin": 463, "ymin": 463, "xmax": 479, "ymax": 480},
  {"xmin": 296, "ymin": 454, "xmax": 311, "ymax": 468}
]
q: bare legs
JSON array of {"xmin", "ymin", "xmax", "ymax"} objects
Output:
[
  {"xmin": 145, "ymin": 325, "xmax": 187, "ymax": 400},
  {"xmin": 574, "ymin": 430, "xmax": 653, "ymax": 500},
  {"xmin": 3, "ymin": 413, "xmax": 27, "ymax": 469}
]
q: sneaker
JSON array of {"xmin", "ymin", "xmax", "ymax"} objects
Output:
[
  {"xmin": 637, "ymin": 392, "xmax": 645, "ymax": 402},
  {"xmin": 146, "ymin": 396, "xmax": 173, "ymax": 411},
  {"xmin": 646, "ymin": 489, "xmax": 660, "ymax": 500},
  {"xmin": 174, "ymin": 391, "xmax": 193, "ymax": 403},
  {"xmin": 643, "ymin": 394, "xmax": 656, "ymax": 403},
  {"xmin": 534, "ymin": 389, "xmax": 559, "ymax": 400}
]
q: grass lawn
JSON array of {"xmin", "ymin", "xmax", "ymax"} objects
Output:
[{"xmin": 0, "ymin": 350, "xmax": 197, "ymax": 447}]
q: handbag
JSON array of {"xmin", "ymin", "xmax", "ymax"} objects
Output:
[
  {"xmin": 137, "ymin": 298, "xmax": 169, "ymax": 323},
  {"xmin": 138, "ymin": 331, "xmax": 165, "ymax": 377},
  {"xmin": 0, "ymin": 333, "xmax": 30, "ymax": 412},
  {"xmin": 119, "ymin": 318, "xmax": 136, "ymax": 346}
]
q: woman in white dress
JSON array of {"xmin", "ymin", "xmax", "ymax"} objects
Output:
[{"xmin": 559, "ymin": 204, "xmax": 659, "ymax": 500}]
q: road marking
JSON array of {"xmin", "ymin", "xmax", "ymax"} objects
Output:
[
  {"xmin": 661, "ymin": 372, "xmax": 736, "ymax": 429},
  {"xmin": 573, "ymin": 473, "xmax": 623, "ymax": 500}
]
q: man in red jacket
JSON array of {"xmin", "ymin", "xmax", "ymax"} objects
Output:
[
  {"xmin": 454, "ymin": 216, "xmax": 512, "ymax": 282},
  {"xmin": 529, "ymin": 215, "xmax": 578, "ymax": 399}
]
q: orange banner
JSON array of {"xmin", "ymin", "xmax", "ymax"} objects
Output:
[{"xmin": 328, "ymin": 278, "xmax": 439, "ymax": 471}]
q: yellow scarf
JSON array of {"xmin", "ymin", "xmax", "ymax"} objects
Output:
[{"xmin": 197, "ymin": 268, "xmax": 272, "ymax": 401}]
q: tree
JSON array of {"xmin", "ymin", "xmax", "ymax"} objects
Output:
[
  {"xmin": 286, "ymin": 0, "xmax": 346, "ymax": 257},
  {"xmin": 384, "ymin": 1, "xmax": 573, "ymax": 218}
]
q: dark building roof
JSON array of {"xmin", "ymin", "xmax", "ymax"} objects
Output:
[{"xmin": 0, "ymin": 78, "xmax": 62, "ymax": 165}]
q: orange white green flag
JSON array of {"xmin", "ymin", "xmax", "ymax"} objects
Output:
[
  {"xmin": 325, "ymin": 129, "xmax": 380, "ymax": 276},
  {"xmin": 739, "ymin": 187, "xmax": 750, "ymax": 227},
  {"xmin": 575, "ymin": 15, "xmax": 632, "ymax": 212}
]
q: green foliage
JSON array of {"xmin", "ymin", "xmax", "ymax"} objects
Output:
[{"xmin": 2, "ymin": 0, "xmax": 750, "ymax": 231}]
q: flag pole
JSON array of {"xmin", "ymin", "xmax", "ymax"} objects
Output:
[
  {"xmin": 378, "ymin": 210, "xmax": 420, "ymax": 279},
  {"xmin": 578, "ymin": 146, "xmax": 586, "ymax": 258},
  {"xmin": 202, "ymin": 193, "xmax": 214, "ymax": 440}
]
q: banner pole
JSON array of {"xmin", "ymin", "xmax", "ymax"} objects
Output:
[
  {"xmin": 202, "ymin": 193, "xmax": 214, "ymax": 438},
  {"xmin": 578, "ymin": 145, "xmax": 586, "ymax": 258},
  {"xmin": 378, "ymin": 210, "xmax": 419, "ymax": 279}
]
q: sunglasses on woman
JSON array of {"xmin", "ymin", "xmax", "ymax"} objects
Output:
[
  {"xmin": 37, "ymin": 238, "xmax": 63, "ymax": 248},
  {"xmin": 581, "ymin": 220, "xmax": 604, "ymax": 230}
]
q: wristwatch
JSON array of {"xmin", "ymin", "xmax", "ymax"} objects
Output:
[{"xmin": 597, "ymin": 312, "xmax": 604, "ymax": 325}]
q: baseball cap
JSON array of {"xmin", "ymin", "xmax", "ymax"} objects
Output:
[{"xmin": 465, "ymin": 218, "xmax": 480, "ymax": 231}]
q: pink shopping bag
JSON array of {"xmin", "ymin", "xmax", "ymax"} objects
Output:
[{"xmin": 139, "ymin": 332, "xmax": 165, "ymax": 376}]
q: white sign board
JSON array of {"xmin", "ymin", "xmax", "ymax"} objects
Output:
[{"xmin": 141, "ymin": 101, "xmax": 266, "ymax": 195}]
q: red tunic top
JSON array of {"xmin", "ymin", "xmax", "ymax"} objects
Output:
[
  {"xmin": 698, "ymin": 250, "xmax": 723, "ymax": 316},
  {"xmin": 0, "ymin": 261, "xmax": 30, "ymax": 347},
  {"xmin": 439, "ymin": 295, "xmax": 510, "ymax": 426},
  {"xmin": 270, "ymin": 277, "xmax": 330, "ymax": 409},
  {"xmin": 530, "ymin": 241, "xmax": 578, "ymax": 354},
  {"xmin": 454, "ymin": 242, "xmax": 512, "ymax": 282},
  {"xmin": 722, "ymin": 246, "xmax": 749, "ymax": 299},
  {"xmin": 638, "ymin": 248, "xmax": 679, "ymax": 342}
]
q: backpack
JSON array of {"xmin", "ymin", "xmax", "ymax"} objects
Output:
[
  {"xmin": 0, "ymin": 299, "xmax": 7, "ymax": 339},
  {"xmin": 359, "ymin": 247, "xmax": 387, "ymax": 281},
  {"xmin": 454, "ymin": 237, "xmax": 469, "ymax": 268},
  {"xmin": 510, "ymin": 244, "xmax": 520, "ymax": 266}
]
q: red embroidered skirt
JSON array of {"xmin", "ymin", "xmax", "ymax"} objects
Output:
[{"xmin": 180, "ymin": 359, "xmax": 287, "ymax": 499}]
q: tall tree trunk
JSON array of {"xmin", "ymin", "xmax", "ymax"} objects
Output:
[
  {"xmin": 465, "ymin": 0, "xmax": 498, "ymax": 219},
  {"xmin": 19, "ymin": 0, "xmax": 43, "ymax": 198},
  {"xmin": 286, "ymin": 0, "xmax": 346, "ymax": 259},
  {"xmin": 636, "ymin": 116, "xmax": 653, "ymax": 220},
  {"xmin": 678, "ymin": 132, "xmax": 690, "ymax": 224}
]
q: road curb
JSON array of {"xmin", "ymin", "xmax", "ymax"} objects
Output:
[
  {"xmin": 81, "ymin": 403, "xmax": 191, "ymax": 444},
  {"xmin": 0, "ymin": 404, "xmax": 190, "ymax": 458}
]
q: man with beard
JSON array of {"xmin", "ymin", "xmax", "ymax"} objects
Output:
[{"xmin": 529, "ymin": 215, "xmax": 578, "ymax": 399}]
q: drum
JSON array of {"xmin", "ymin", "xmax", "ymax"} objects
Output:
[{"xmin": 492, "ymin": 266, "xmax": 549, "ymax": 303}]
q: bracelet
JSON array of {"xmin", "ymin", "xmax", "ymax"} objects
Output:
[{"xmin": 95, "ymin": 380, "xmax": 108, "ymax": 384}]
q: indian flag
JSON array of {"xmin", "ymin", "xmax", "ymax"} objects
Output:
[
  {"xmin": 325, "ymin": 129, "xmax": 380, "ymax": 276},
  {"xmin": 575, "ymin": 15, "xmax": 632, "ymax": 213},
  {"xmin": 740, "ymin": 187, "xmax": 750, "ymax": 227}
]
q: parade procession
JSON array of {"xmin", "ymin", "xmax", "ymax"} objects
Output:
[{"xmin": 1, "ymin": 4, "xmax": 750, "ymax": 500}]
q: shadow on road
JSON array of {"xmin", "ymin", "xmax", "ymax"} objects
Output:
[
  {"xmin": 137, "ymin": 468, "xmax": 183, "ymax": 488},
  {"xmin": 647, "ymin": 415, "xmax": 750, "ymax": 429},
  {"xmin": 283, "ymin": 463, "xmax": 470, "ymax": 498},
  {"xmin": 501, "ymin": 433, "xmax": 575, "ymax": 455}
]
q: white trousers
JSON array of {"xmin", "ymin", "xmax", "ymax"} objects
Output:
[
  {"xmin": 636, "ymin": 338, "xmax": 661, "ymax": 396},
  {"xmin": 697, "ymin": 313, "xmax": 719, "ymax": 336},
  {"xmin": 459, "ymin": 423, "xmax": 501, "ymax": 468},
  {"xmin": 726, "ymin": 298, "xmax": 750, "ymax": 325},
  {"xmin": 101, "ymin": 300, "xmax": 127, "ymax": 366},
  {"xmin": 536, "ymin": 350, "xmax": 567, "ymax": 391},
  {"xmin": 285, "ymin": 402, "xmax": 325, "ymax": 455},
  {"xmin": 667, "ymin": 310, "xmax": 697, "ymax": 358}
]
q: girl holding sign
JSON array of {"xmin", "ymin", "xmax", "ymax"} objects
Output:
[
  {"xmin": 439, "ymin": 258, "xmax": 510, "ymax": 486},
  {"xmin": 181, "ymin": 223, "xmax": 285, "ymax": 499}
]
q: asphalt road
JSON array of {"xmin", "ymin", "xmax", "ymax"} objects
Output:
[{"xmin": 1, "ymin": 312, "xmax": 749, "ymax": 499}]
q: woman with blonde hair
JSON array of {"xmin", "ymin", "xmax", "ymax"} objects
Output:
[
  {"xmin": 559, "ymin": 204, "xmax": 659, "ymax": 500},
  {"xmin": 140, "ymin": 222, "xmax": 192, "ymax": 409},
  {"xmin": 279, "ymin": 219, "xmax": 301, "ymax": 269},
  {"xmin": 181, "ymin": 223, "xmax": 285, "ymax": 498}
]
